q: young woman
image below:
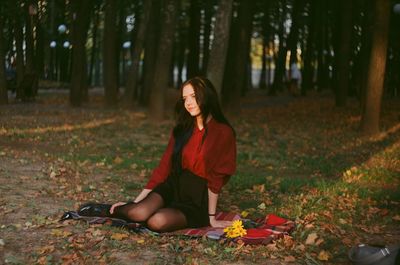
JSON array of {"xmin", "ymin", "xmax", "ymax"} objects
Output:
[{"xmin": 79, "ymin": 76, "xmax": 236, "ymax": 232}]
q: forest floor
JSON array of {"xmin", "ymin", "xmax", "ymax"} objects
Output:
[{"xmin": 0, "ymin": 89, "xmax": 399, "ymax": 265}]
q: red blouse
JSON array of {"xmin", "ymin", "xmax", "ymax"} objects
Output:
[{"xmin": 145, "ymin": 118, "xmax": 236, "ymax": 193}]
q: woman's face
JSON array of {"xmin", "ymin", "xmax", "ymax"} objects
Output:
[{"xmin": 182, "ymin": 84, "xmax": 201, "ymax": 117}]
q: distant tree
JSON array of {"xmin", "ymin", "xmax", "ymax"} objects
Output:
[
  {"xmin": 14, "ymin": 12, "xmax": 25, "ymax": 99},
  {"xmin": 360, "ymin": 0, "xmax": 390, "ymax": 135},
  {"xmin": 187, "ymin": 0, "xmax": 201, "ymax": 78},
  {"xmin": 123, "ymin": 0, "xmax": 152, "ymax": 107},
  {"xmin": 207, "ymin": 0, "xmax": 233, "ymax": 96},
  {"xmin": 148, "ymin": 0, "xmax": 178, "ymax": 120},
  {"xmin": 270, "ymin": 0, "xmax": 287, "ymax": 95},
  {"xmin": 69, "ymin": 0, "xmax": 94, "ymax": 106},
  {"xmin": 103, "ymin": 0, "xmax": 119, "ymax": 107},
  {"xmin": 334, "ymin": 0, "xmax": 353, "ymax": 107},
  {"xmin": 222, "ymin": 0, "xmax": 254, "ymax": 113},
  {"xmin": 200, "ymin": 0, "xmax": 214, "ymax": 75},
  {"xmin": 140, "ymin": 0, "xmax": 161, "ymax": 106},
  {"xmin": 302, "ymin": 0, "xmax": 318, "ymax": 95},
  {"xmin": 0, "ymin": 8, "xmax": 8, "ymax": 104}
]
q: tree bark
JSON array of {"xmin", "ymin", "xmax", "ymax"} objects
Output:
[
  {"xmin": 334, "ymin": 0, "xmax": 353, "ymax": 107},
  {"xmin": 302, "ymin": 0, "xmax": 318, "ymax": 95},
  {"xmin": 206, "ymin": 0, "xmax": 233, "ymax": 96},
  {"xmin": 187, "ymin": 0, "xmax": 201, "ymax": 78},
  {"xmin": 103, "ymin": 0, "xmax": 118, "ymax": 107},
  {"xmin": 88, "ymin": 7, "xmax": 100, "ymax": 87},
  {"xmin": 148, "ymin": 0, "xmax": 178, "ymax": 120},
  {"xmin": 140, "ymin": 0, "xmax": 161, "ymax": 106},
  {"xmin": 14, "ymin": 16, "xmax": 25, "ymax": 99},
  {"xmin": 69, "ymin": 0, "xmax": 94, "ymax": 106},
  {"xmin": 0, "ymin": 15, "xmax": 8, "ymax": 104},
  {"xmin": 201, "ymin": 0, "xmax": 213, "ymax": 75},
  {"xmin": 271, "ymin": 0, "xmax": 287, "ymax": 95},
  {"xmin": 123, "ymin": 0, "xmax": 152, "ymax": 107},
  {"xmin": 222, "ymin": 0, "xmax": 254, "ymax": 114},
  {"xmin": 360, "ymin": 0, "xmax": 390, "ymax": 136}
]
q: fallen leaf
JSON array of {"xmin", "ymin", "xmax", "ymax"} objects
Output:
[
  {"xmin": 114, "ymin": 156, "xmax": 123, "ymax": 164},
  {"xmin": 51, "ymin": 229, "xmax": 72, "ymax": 238},
  {"xmin": 318, "ymin": 250, "xmax": 330, "ymax": 261},
  {"xmin": 305, "ymin": 232, "xmax": 318, "ymax": 245},
  {"xmin": 392, "ymin": 215, "xmax": 400, "ymax": 221},
  {"xmin": 284, "ymin": 255, "xmax": 296, "ymax": 262},
  {"xmin": 111, "ymin": 233, "xmax": 129, "ymax": 240},
  {"xmin": 257, "ymin": 202, "xmax": 266, "ymax": 210}
]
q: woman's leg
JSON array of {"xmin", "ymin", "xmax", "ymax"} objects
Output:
[
  {"xmin": 146, "ymin": 208, "xmax": 187, "ymax": 232},
  {"xmin": 113, "ymin": 192, "xmax": 164, "ymax": 222}
]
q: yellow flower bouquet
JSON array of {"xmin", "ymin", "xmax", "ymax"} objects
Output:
[{"xmin": 223, "ymin": 220, "xmax": 247, "ymax": 239}]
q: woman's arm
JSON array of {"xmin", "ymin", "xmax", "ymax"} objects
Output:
[
  {"xmin": 134, "ymin": 188, "xmax": 152, "ymax": 203},
  {"xmin": 208, "ymin": 189, "xmax": 233, "ymax": 227}
]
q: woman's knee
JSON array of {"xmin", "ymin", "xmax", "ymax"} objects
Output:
[
  {"xmin": 146, "ymin": 213, "xmax": 169, "ymax": 232},
  {"xmin": 124, "ymin": 205, "xmax": 151, "ymax": 222}
]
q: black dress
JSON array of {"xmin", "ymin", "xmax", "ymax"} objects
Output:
[{"xmin": 152, "ymin": 170, "xmax": 209, "ymax": 228}]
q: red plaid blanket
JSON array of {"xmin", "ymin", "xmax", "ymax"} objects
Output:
[
  {"xmin": 167, "ymin": 212, "xmax": 295, "ymax": 245},
  {"xmin": 60, "ymin": 211, "xmax": 295, "ymax": 245}
]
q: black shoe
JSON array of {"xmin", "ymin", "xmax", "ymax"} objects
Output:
[{"xmin": 77, "ymin": 202, "xmax": 112, "ymax": 217}]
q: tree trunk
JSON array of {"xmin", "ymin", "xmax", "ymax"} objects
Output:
[
  {"xmin": 259, "ymin": 36, "xmax": 267, "ymax": 89},
  {"xmin": 206, "ymin": 0, "xmax": 233, "ymax": 96},
  {"xmin": 0, "ymin": 15, "xmax": 8, "ymax": 104},
  {"xmin": 302, "ymin": 0, "xmax": 317, "ymax": 95},
  {"xmin": 201, "ymin": 0, "xmax": 213, "ymax": 75},
  {"xmin": 334, "ymin": 0, "xmax": 353, "ymax": 107},
  {"xmin": 123, "ymin": 0, "xmax": 152, "ymax": 107},
  {"xmin": 360, "ymin": 0, "xmax": 390, "ymax": 136},
  {"xmin": 88, "ymin": 7, "xmax": 100, "ymax": 87},
  {"xmin": 103, "ymin": 0, "xmax": 118, "ymax": 107},
  {"xmin": 271, "ymin": 0, "xmax": 287, "ymax": 95},
  {"xmin": 222, "ymin": 0, "xmax": 254, "ymax": 114},
  {"xmin": 149, "ymin": 0, "xmax": 178, "ymax": 121},
  {"xmin": 187, "ymin": 0, "xmax": 201, "ymax": 78},
  {"xmin": 140, "ymin": 0, "xmax": 161, "ymax": 106},
  {"xmin": 14, "ymin": 16, "xmax": 25, "ymax": 99},
  {"xmin": 286, "ymin": 0, "xmax": 302, "ymax": 64},
  {"xmin": 69, "ymin": 0, "xmax": 94, "ymax": 106}
]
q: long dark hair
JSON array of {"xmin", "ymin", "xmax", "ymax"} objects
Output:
[{"xmin": 171, "ymin": 76, "xmax": 233, "ymax": 175}]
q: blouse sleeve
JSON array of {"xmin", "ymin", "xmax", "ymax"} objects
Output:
[
  {"xmin": 144, "ymin": 132, "xmax": 175, "ymax": 189},
  {"xmin": 207, "ymin": 127, "xmax": 236, "ymax": 193}
]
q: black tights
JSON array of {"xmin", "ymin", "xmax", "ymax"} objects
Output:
[{"xmin": 114, "ymin": 192, "xmax": 187, "ymax": 232}]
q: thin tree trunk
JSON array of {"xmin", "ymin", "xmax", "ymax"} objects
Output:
[
  {"xmin": 259, "ymin": 34, "xmax": 268, "ymax": 89},
  {"xmin": 69, "ymin": 0, "xmax": 94, "ymax": 106},
  {"xmin": 187, "ymin": 0, "xmax": 201, "ymax": 78},
  {"xmin": 0, "ymin": 15, "xmax": 8, "ymax": 104},
  {"xmin": 271, "ymin": 0, "xmax": 287, "ymax": 95},
  {"xmin": 302, "ymin": 0, "xmax": 317, "ymax": 95},
  {"xmin": 286, "ymin": 0, "xmax": 302, "ymax": 64},
  {"xmin": 149, "ymin": 0, "xmax": 178, "ymax": 121},
  {"xmin": 14, "ymin": 16, "xmax": 25, "ymax": 99},
  {"xmin": 123, "ymin": 0, "xmax": 152, "ymax": 107},
  {"xmin": 206, "ymin": 0, "xmax": 233, "ymax": 96},
  {"xmin": 360, "ymin": 0, "xmax": 390, "ymax": 136},
  {"xmin": 88, "ymin": 8, "xmax": 100, "ymax": 87},
  {"xmin": 201, "ymin": 0, "xmax": 213, "ymax": 74},
  {"xmin": 334, "ymin": 0, "xmax": 353, "ymax": 107},
  {"xmin": 103, "ymin": 0, "xmax": 118, "ymax": 106}
]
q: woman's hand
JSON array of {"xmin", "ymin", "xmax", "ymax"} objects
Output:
[
  {"xmin": 209, "ymin": 217, "xmax": 233, "ymax": 228},
  {"xmin": 110, "ymin": 202, "xmax": 127, "ymax": 214}
]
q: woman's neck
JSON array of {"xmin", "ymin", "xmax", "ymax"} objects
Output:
[{"xmin": 196, "ymin": 115, "xmax": 211, "ymax": 130}]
